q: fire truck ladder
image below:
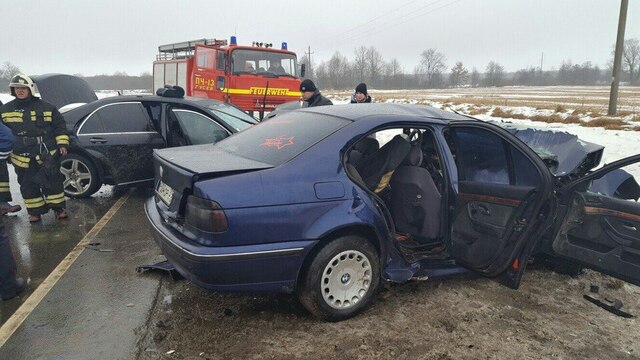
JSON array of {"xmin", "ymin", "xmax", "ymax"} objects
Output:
[{"xmin": 156, "ymin": 38, "xmax": 228, "ymax": 60}]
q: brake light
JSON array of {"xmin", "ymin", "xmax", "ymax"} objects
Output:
[{"xmin": 185, "ymin": 196, "xmax": 228, "ymax": 232}]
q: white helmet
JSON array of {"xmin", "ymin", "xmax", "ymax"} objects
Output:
[{"xmin": 9, "ymin": 73, "xmax": 38, "ymax": 97}]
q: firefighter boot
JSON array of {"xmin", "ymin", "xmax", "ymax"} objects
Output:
[{"xmin": 55, "ymin": 208, "xmax": 68, "ymax": 220}]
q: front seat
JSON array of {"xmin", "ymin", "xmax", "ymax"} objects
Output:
[
  {"xmin": 360, "ymin": 135, "xmax": 411, "ymax": 192},
  {"xmin": 389, "ymin": 145, "xmax": 442, "ymax": 240},
  {"xmin": 348, "ymin": 136, "xmax": 379, "ymax": 172}
]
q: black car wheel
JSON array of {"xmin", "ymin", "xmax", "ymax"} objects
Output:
[
  {"xmin": 60, "ymin": 153, "xmax": 100, "ymax": 198},
  {"xmin": 298, "ymin": 235, "xmax": 380, "ymax": 321}
]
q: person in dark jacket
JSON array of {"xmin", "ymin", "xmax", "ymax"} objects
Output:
[
  {"xmin": 0, "ymin": 218, "xmax": 26, "ymax": 300},
  {"xmin": 0, "ymin": 74, "xmax": 70, "ymax": 222},
  {"xmin": 0, "ymin": 100, "xmax": 21, "ymax": 215},
  {"xmin": 350, "ymin": 83, "xmax": 372, "ymax": 103},
  {"xmin": 300, "ymin": 79, "xmax": 332, "ymax": 108}
]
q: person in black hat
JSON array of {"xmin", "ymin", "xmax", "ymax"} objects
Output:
[
  {"xmin": 350, "ymin": 83, "xmax": 372, "ymax": 103},
  {"xmin": 299, "ymin": 79, "xmax": 332, "ymax": 108}
]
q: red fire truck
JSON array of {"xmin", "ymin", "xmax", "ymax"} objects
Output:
[{"xmin": 153, "ymin": 36, "xmax": 303, "ymax": 118}]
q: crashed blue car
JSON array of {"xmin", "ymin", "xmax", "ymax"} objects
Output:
[{"xmin": 145, "ymin": 104, "xmax": 640, "ymax": 321}]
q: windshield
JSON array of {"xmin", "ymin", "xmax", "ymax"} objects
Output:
[
  {"xmin": 207, "ymin": 103, "xmax": 258, "ymax": 131},
  {"xmin": 216, "ymin": 112, "xmax": 350, "ymax": 166},
  {"xmin": 231, "ymin": 49, "xmax": 297, "ymax": 77}
]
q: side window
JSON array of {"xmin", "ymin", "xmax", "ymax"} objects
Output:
[
  {"xmin": 449, "ymin": 127, "xmax": 509, "ymax": 185},
  {"xmin": 79, "ymin": 112, "xmax": 105, "ymax": 134},
  {"xmin": 216, "ymin": 51, "xmax": 226, "ymax": 71},
  {"xmin": 93, "ymin": 103, "xmax": 153, "ymax": 133},
  {"xmin": 511, "ymin": 147, "xmax": 541, "ymax": 187},
  {"xmin": 172, "ymin": 109, "xmax": 229, "ymax": 145}
]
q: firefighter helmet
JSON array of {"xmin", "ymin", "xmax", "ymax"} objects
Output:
[{"xmin": 9, "ymin": 73, "xmax": 38, "ymax": 96}]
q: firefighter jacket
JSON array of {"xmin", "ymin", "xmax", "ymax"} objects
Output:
[
  {"xmin": 303, "ymin": 91, "xmax": 333, "ymax": 108},
  {"xmin": 0, "ymin": 96, "xmax": 69, "ymax": 169}
]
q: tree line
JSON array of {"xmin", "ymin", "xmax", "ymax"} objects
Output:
[{"xmin": 304, "ymin": 38, "xmax": 640, "ymax": 90}]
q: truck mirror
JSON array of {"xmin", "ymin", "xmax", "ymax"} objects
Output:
[{"xmin": 300, "ymin": 64, "xmax": 306, "ymax": 78}]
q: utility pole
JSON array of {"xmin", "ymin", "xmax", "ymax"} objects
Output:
[
  {"xmin": 306, "ymin": 46, "xmax": 314, "ymax": 78},
  {"xmin": 540, "ymin": 52, "xmax": 544, "ymax": 71},
  {"xmin": 608, "ymin": 0, "xmax": 629, "ymax": 116}
]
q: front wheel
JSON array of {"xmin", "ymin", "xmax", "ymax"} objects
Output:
[
  {"xmin": 298, "ymin": 236, "xmax": 380, "ymax": 321},
  {"xmin": 60, "ymin": 153, "xmax": 101, "ymax": 198}
]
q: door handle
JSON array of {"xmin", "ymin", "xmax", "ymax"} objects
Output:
[
  {"xmin": 89, "ymin": 137, "xmax": 107, "ymax": 144},
  {"xmin": 477, "ymin": 204, "xmax": 491, "ymax": 216},
  {"xmin": 622, "ymin": 224, "xmax": 638, "ymax": 232}
]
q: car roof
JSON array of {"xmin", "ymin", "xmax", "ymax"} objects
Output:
[
  {"xmin": 295, "ymin": 103, "xmax": 474, "ymax": 124},
  {"xmin": 62, "ymin": 95, "xmax": 228, "ymax": 124}
]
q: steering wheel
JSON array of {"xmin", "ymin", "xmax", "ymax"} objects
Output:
[{"xmin": 408, "ymin": 129, "xmax": 423, "ymax": 146}]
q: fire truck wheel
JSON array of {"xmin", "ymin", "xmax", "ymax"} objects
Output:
[{"xmin": 60, "ymin": 153, "xmax": 101, "ymax": 198}]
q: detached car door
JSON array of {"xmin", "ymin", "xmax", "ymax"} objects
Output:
[
  {"xmin": 77, "ymin": 102, "xmax": 165, "ymax": 184},
  {"xmin": 551, "ymin": 154, "xmax": 640, "ymax": 286},
  {"xmin": 443, "ymin": 123, "xmax": 555, "ymax": 288}
]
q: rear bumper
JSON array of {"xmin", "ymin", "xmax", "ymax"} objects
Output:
[{"xmin": 144, "ymin": 197, "xmax": 315, "ymax": 293}]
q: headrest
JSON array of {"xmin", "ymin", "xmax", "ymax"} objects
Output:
[
  {"xmin": 402, "ymin": 146, "xmax": 423, "ymax": 166},
  {"xmin": 354, "ymin": 136, "xmax": 379, "ymax": 154}
]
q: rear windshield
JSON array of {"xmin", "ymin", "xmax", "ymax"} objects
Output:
[{"xmin": 216, "ymin": 112, "xmax": 350, "ymax": 165}]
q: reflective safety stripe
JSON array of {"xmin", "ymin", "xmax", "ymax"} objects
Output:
[
  {"xmin": 0, "ymin": 181, "xmax": 9, "ymax": 191},
  {"xmin": 31, "ymin": 111, "xmax": 36, "ymax": 121},
  {"xmin": 10, "ymin": 153, "xmax": 31, "ymax": 168},
  {"xmin": 45, "ymin": 193, "xmax": 65, "ymax": 204},
  {"xmin": 55, "ymin": 135, "xmax": 69, "ymax": 145},
  {"xmin": 35, "ymin": 150, "xmax": 58, "ymax": 165},
  {"xmin": 24, "ymin": 197, "xmax": 46, "ymax": 208},
  {"xmin": 43, "ymin": 111, "xmax": 52, "ymax": 116},
  {"xmin": 3, "ymin": 117, "xmax": 23, "ymax": 123},
  {"xmin": 1, "ymin": 111, "xmax": 23, "ymax": 118}
]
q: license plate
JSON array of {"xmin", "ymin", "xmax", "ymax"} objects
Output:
[{"xmin": 156, "ymin": 180, "xmax": 174, "ymax": 205}]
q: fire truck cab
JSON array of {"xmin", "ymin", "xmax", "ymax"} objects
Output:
[{"xmin": 153, "ymin": 37, "xmax": 303, "ymax": 118}]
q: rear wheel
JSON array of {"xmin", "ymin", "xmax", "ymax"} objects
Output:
[
  {"xmin": 60, "ymin": 153, "xmax": 101, "ymax": 198},
  {"xmin": 298, "ymin": 236, "xmax": 380, "ymax": 321}
]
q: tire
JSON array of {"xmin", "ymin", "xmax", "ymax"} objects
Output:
[
  {"xmin": 298, "ymin": 236, "xmax": 380, "ymax": 321},
  {"xmin": 60, "ymin": 153, "xmax": 101, "ymax": 198}
]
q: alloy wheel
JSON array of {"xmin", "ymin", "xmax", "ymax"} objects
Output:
[{"xmin": 60, "ymin": 158, "xmax": 93, "ymax": 196}]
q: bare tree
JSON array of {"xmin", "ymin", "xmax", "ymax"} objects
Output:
[
  {"xmin": 353, "ymin": 46, "xmax": 368, "ymax": 82},
  {"xmin": 1, "ymin": 61, "xmax": 21, "ymax": 80},
  {"xmin": 470, "ymin": 67, "xmax": 480, "ymax": 88},
  {"xmin": 623, "ymin": 38, "xmax": 640, "ymax": 84},
  {"xmin": 484, "ymin": 61, "xmax": 504, "ymax": 87},
  {"xmin": 365, "ymin": 46, "xmax": 384, "ymax": 86},
  {"xmin": 418, "ymin": 49, "xmax": 446, "ymax": 88},
  {"xmin": 387, "ymin": 58, "xmax": 402, "ymax": 88},
  {"xmin": 449, "ymin": 62, "xmax": 469, "ymax": 87},
  {"xmin": 327, "ymin": 52, "xmax": 351, "ymax": 89}
]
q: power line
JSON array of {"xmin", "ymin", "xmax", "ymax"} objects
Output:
[
  {"xmin": 313, "ymin": 0, "xmax": 422, "ymax": 48},
  {"xmin": 315, "ymin": 0, "xmax": 462, "ymax": 53}
]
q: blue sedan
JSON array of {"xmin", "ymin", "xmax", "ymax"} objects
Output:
[{"xmin": 145, "ymin": 104, "xmax": 640, "ymax": 321}]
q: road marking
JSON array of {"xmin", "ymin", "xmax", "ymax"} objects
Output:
[{"xmin": 0, "ymin": 192, "xmax": 131, "ymax": 348}]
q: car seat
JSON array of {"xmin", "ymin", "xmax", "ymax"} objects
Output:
[{"xmin": 359, "ymin": 135, "xmax": 411, "ymax": 193}]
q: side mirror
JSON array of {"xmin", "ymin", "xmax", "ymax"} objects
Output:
[{"xmin": 300, "ymin": 64, "xmax": 306, "ymax": 78}]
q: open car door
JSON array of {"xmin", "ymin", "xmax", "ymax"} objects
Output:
[
  {"xmin": 551, "ymin": 154, "xmax": 640, "ymax": 287},
  {"xmin": 444, "ymin": 123, "xmax": 555, "ymax": 288}
]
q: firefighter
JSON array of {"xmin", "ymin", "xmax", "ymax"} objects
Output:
[
  {"xmin": 299, "ymin": 79, "xmax": 332, "ymax": 108},
  {"xmin": 0, "ymin": 74, "xmax": 70, "ymax": 222},
  {"xmin": 0, "ymin": 100, "xmax": 22, "ymax": 215},
  {"xmin": 350, "ymin": 83, "xmax": 373, "ymax": 104}
]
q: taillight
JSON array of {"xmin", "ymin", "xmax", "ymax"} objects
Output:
[{"xmin": 185, "ymin": 196, "xmax": 228, "ymax": 232}]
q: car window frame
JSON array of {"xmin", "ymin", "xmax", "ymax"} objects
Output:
[
  {"xmin": 170, "ymin": 108, "xmax": 232, "ymax": 145},
  {"xmin": 77, "ymin": 101, "xmax": 160, "ymax": 136}
]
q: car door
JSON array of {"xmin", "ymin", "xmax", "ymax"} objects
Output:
[
  {"xmin": 77, "ymin": 102, "xmax": 165, "ymax": 184},
  {"xmin": 166, "ymin": 107, "xmax": 231, "ymax": 147},
  {"xmin": 551, "ymin": 154, "xmax": 640, "ymax": 286},
  {"xmin": 443, "ymin": 122, "xmax": 555, "ymax": 288}
]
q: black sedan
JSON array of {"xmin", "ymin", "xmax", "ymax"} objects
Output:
[{"xmin": 59, "ymin": 92, "xmax": 257, "ymax": 197}]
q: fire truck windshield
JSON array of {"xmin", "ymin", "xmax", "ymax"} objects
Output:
[{"xmin": 232, "ymin": 49, "xmax": 297, "ymax": 77}]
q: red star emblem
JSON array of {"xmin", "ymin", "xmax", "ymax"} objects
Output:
[{"xmin": 260, "ymin": 135, "xmax": 295, "ymax": 150}]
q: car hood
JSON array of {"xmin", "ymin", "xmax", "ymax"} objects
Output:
[
  {"xmin": 496, "ymin": 122, "xmax": 604, "ymax": 178},
  {"xmin": 31, "ymin": 74, "xmax": 98, "ymax": 109}
]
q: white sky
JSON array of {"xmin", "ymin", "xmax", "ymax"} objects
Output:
[{"xmin": 0, "ymin": 0, "xmax": 638, "ymax": 76}]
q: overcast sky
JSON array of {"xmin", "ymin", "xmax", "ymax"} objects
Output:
[{"xmin": 1, "ymin": 0, "xmax": 638, "ymax": 76}]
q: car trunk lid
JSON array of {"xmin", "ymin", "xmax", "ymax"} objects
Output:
[{"xmin": 153, "ymin": 144, "xmax": 273, "ymax": 215}]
